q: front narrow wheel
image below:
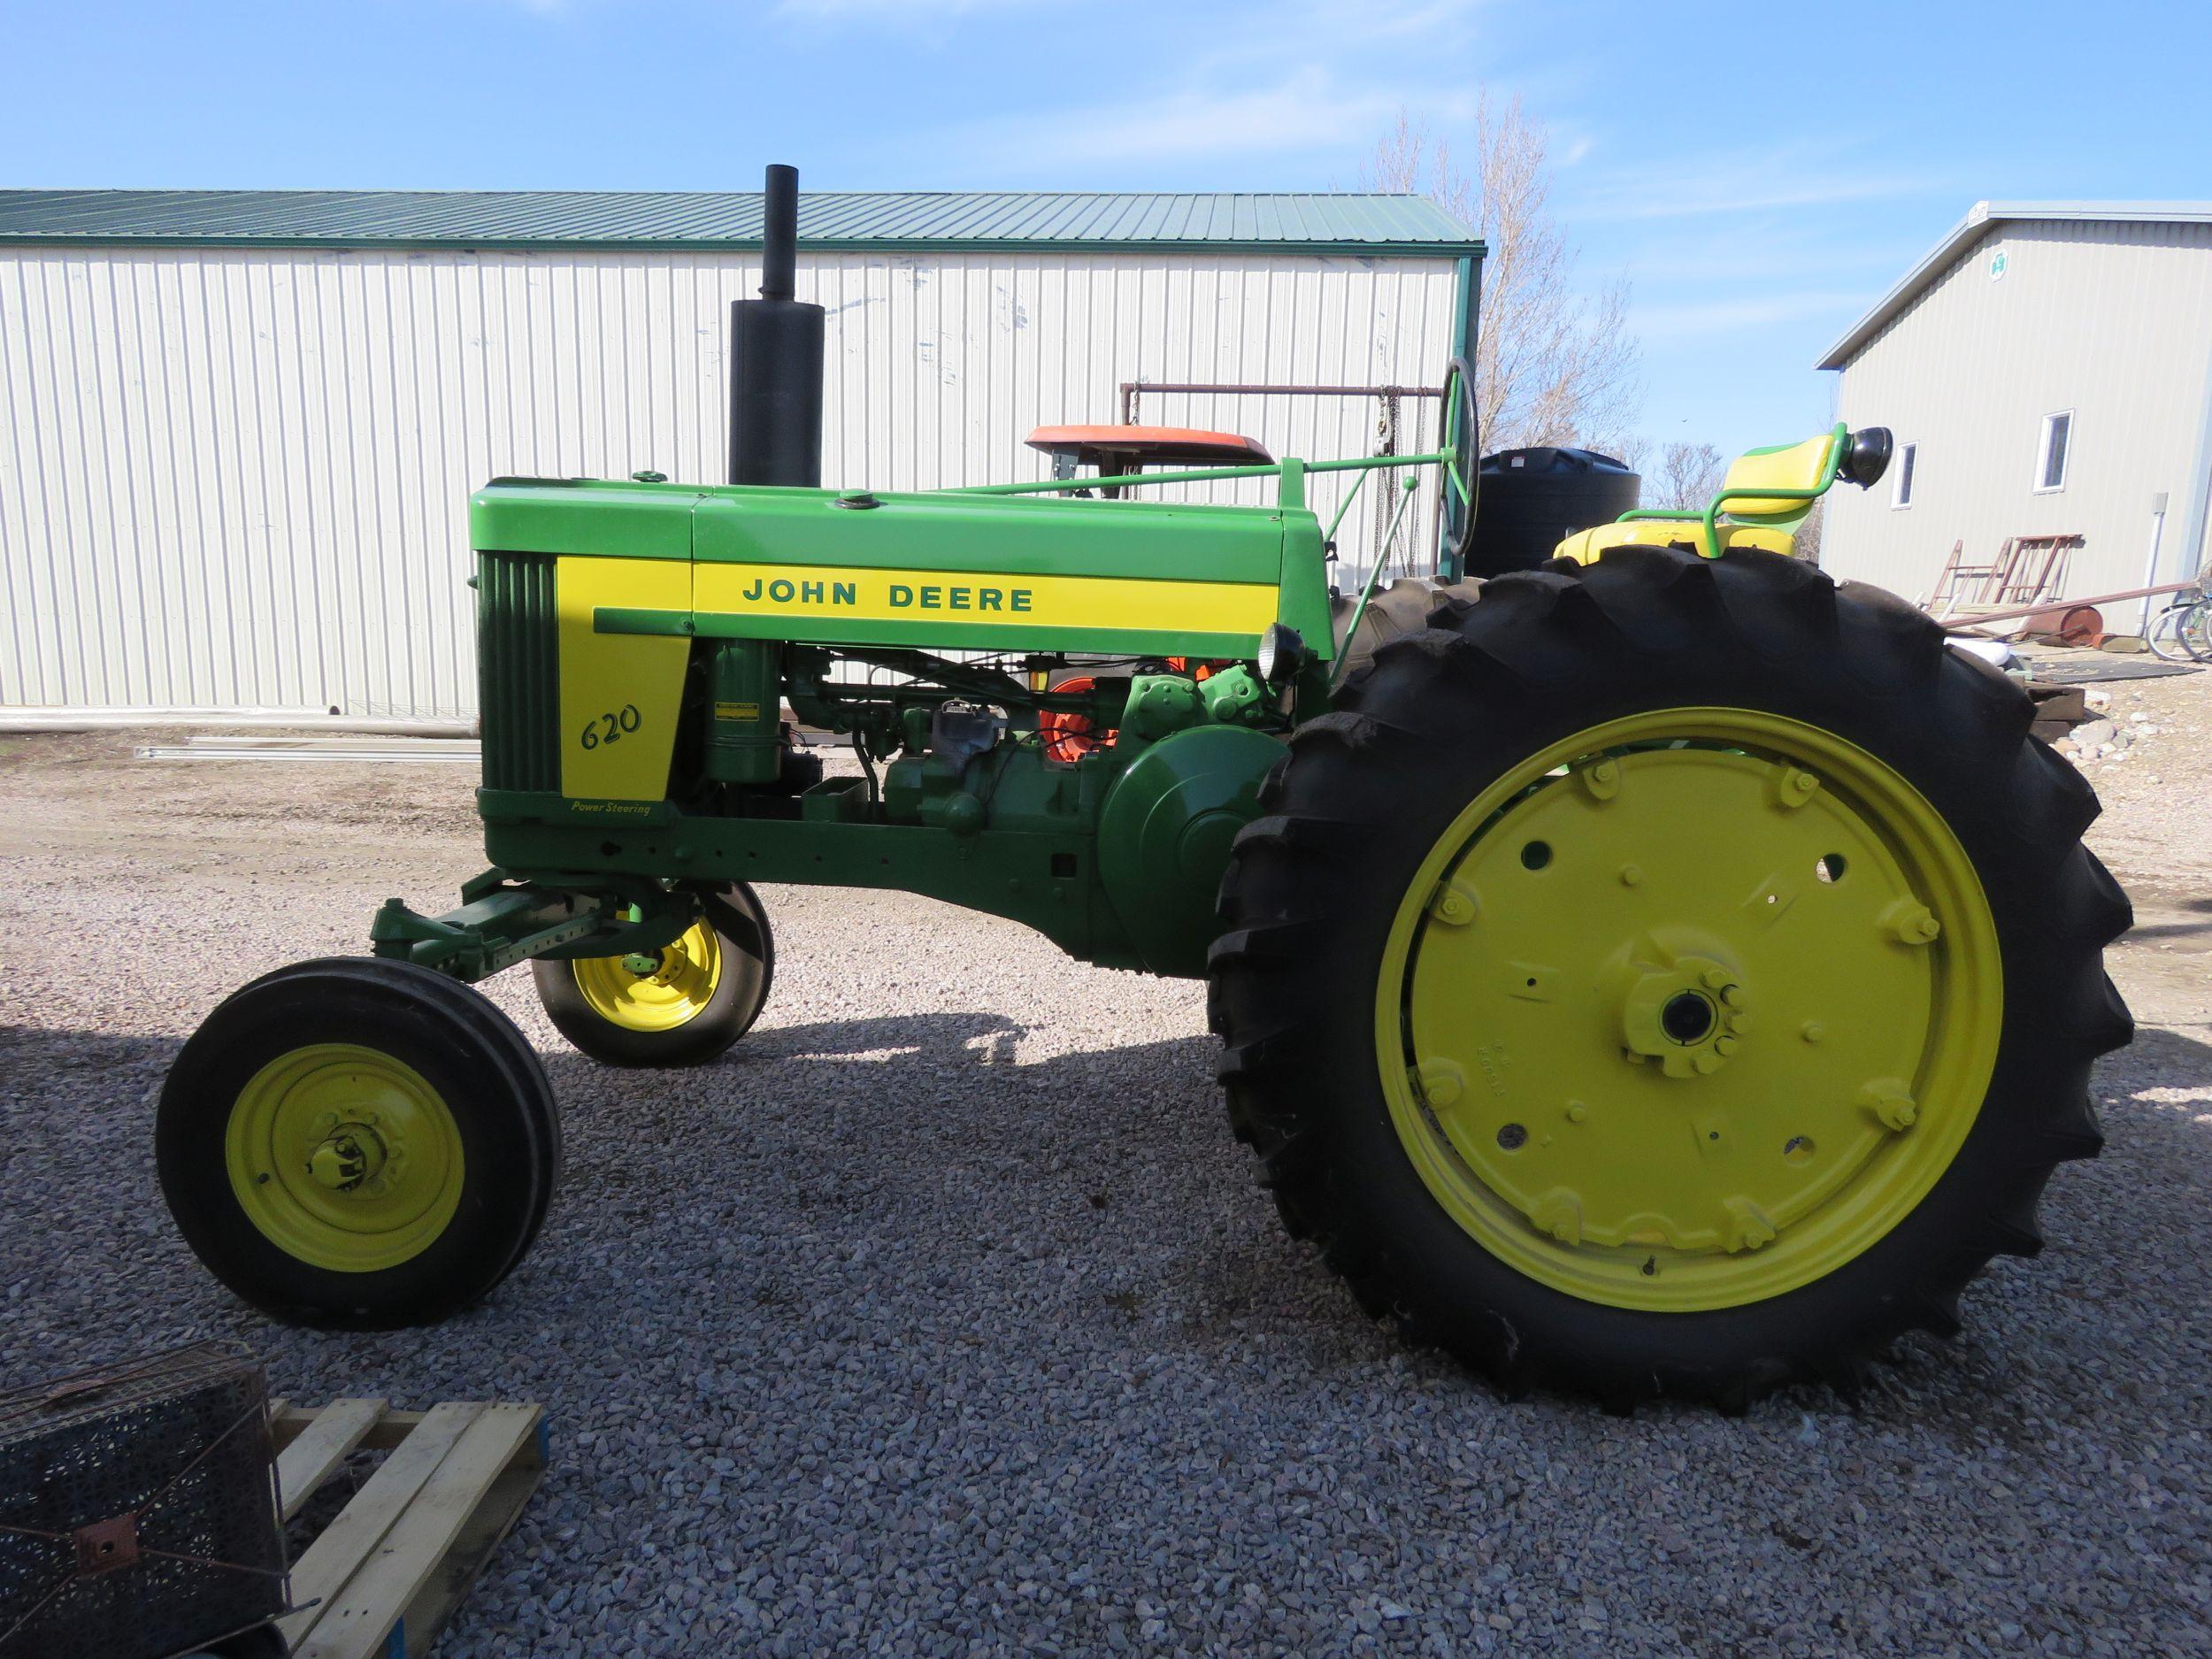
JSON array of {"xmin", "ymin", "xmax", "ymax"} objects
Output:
[
  {"xmin": 1211, "ymin": 548, "xmax": 2133, "ymax": 1408},
  {"xmin": 157, "ymin": 958, "xmax": 560, "ymax": 1327},
  {"xmin": 533, "ymin": 882, "xmax": 774, "ymax": 1067}
]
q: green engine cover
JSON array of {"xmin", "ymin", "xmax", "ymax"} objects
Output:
[
  {"xmin": 469, "ymin": 476, "xmax": 1335, "ymax": 667},
  {"xmin": 1097, "ymin": 724, "xmax": 1285, "ymax": 976}
]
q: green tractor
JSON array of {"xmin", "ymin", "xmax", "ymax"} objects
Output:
[{"xmin": 157, "ymin": 169, "xmax": 2131, "ymax": 1409}]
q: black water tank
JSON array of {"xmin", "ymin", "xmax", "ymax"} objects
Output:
[{"xmin": 1466, "ymin": 447, "xmax": 1640, "ymax": 577}]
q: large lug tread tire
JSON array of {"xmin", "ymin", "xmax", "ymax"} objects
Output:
[
  {"xmin": 1210, "ymin": 546, "xmax": 2132, "ymax": 1409},
  {"xmin": 534, "ymin": 881, "xmax": 775, "ymax": 1068},
  {"xmin": 1332, "ymin": 576, "xmax": 1485, "ymax": 683},
  {"xmin": 157, "ymin": 957, "xmax": 561, "ymax": 1329}
]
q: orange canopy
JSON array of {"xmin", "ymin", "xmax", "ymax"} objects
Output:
[{"xmin": 1025, "ymin": 424, "xmax": 1274, "ymax": 469}]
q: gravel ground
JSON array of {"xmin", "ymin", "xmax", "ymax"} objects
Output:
[{"xmin": 3, "ymin": 662, "xmax": 2210, "ymax": 1658}]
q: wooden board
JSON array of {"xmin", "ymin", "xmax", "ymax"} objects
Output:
[
  {"xmin": 276, "ymin": 1398, "xmax": 388, "ymax": 1521},
  {"xmin": 269, "ymin": 1397, "xmax": 546, "ymax": 1658}
]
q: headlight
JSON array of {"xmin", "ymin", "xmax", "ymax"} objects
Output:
[
  {"xmin": 1257, "ymin": 623, "xmax": 1307, "ymax": 687},
  {"xmin": 1842, "ymin": 427, "xmax": 1894, "ymax": 488}
]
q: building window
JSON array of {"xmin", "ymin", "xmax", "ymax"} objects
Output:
[
  {"xmin": 1892, "ymin": 442, "xmax": 1916, "ymax": 509},
  {"xmin": 2034, "ymin": 411, "xmax": 2072, "ymax": 493}
]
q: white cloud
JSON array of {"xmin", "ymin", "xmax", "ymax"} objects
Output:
[
  {"xmin": 775, "ymin": 0, "xmax": 1020, "ymax": 14},
  {"xmin": 1568, "ymin": 143, "xmax": 1950, "ymax": 223},
  {"xmin": 937, "ymin": 67, "xmax": 1476, "ymax": 172},
  {"xmin": 856, "ymin": 0, "xmax": 1494, "ymax": 175},
  {"xmin": 1630, "ymin": 288, "xmax": 1880, "ymax": 342}
]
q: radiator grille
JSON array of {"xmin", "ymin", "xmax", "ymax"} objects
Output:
[{"xmin": 477, "ymin": 553, "xmax": 560, "ymax": 793}]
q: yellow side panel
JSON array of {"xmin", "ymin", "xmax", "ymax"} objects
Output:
[
  {"xmin": 1720, "ymin": 434, "xmax": 1835, "ymax": 518},
  {"xmin": 1723, "ymin": 526, "xmax": 1798, "ymax": 557},
  {"xmin": 692, "ymin": 562, "xmax": 1279, "ymax": 637},
  {"xmin": 1551, "ymin": 523, "xmax": 1800, "ymax": 563},
  {"xmin": 1552, "ymin": 522, "xmax": 1698, "ymax": 563},
  {"xmin": 556, "ymin": 556, "xmax": 692, "ymax": 802}
]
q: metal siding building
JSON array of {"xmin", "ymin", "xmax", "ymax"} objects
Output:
[
  {"xmin": 1817, "ymin": 202, "xmax": 2212, "ymax": 628},
  {"xmin": 0, "ymin": 191, "xmax": 1479, "ymax": 718}
]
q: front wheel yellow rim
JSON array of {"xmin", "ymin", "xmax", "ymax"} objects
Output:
[
  {"xmin": 225, "ymin": 1043, "xmax": 465, "ymax": 1273},
  {"xmin": 570, "ymin": 922, "xmax": 724, "ymax": 1032},
  {"xmin": 1373, "ymin": 708, "xmax": 2002, "ymax": 1313}
]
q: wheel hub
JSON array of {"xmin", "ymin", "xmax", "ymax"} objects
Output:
[
  {"xmin": 1618, "ymin": 952, "xmax": 1748, "ymax": 1077},
  {"xmin": 1379, "ymin": 711, "xmax": 2002, "ymax": 1311},
  {"xmin": 305, "ymin": 1123, "xmax": 389, "ymax": 1192},
  {"xmin": 573, "ymin": 923, "xmax": 724, "ymax": 1032},
  {"xmin": 224, "ymin": 1044, "xmax": 464, "ymax": 1272}
]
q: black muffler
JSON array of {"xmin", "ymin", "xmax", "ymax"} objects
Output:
[{"xmin": 727, "ymin": 163, "xmax": 825, "ymax": 488}]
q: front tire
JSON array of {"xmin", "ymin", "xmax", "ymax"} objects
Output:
[
  {"xmin": 1211, "ymin": 549, "xmax": 2132, "ymax": 1408},
  {"xmin": 533, "ymin": 882, "xmax": 774, "ymax": 1067},
  {"xmin": 157, "ymin": 958, "xmax": 560, "ymax": 1328}
]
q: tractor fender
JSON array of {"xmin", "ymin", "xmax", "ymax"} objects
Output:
[{"xmin": 1096, "ymin": 723, "xmax": 1284, "ymax": 978}]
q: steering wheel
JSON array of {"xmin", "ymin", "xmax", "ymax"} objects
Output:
[{"xmin": 1440, "ymin": 356, "xmax": 1479, "ymax": 572}]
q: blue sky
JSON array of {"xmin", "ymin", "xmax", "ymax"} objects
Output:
[{"xmin": 8, "ymin": 0, "xmax": 2208, "ymax": 458}]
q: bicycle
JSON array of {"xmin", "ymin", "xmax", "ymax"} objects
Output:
[{"xmin": 2147, "ymin": 580, "xmax": 2212, "ymax": 663}]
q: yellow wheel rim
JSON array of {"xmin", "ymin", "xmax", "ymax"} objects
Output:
[
  {"xmin": 224, "ymin": 1043, "xmax": 465, "ymax": 1273},
  {"xmin": 570, "ymin": 923, "xmax": 724, "ymax": 1032},
  {"xmin": 1373, "ymin": 708, "xmax": 2002, "ymax": 1312}
]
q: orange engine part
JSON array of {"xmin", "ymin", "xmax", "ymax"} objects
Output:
[{"xmin": 1039, "ymin": 675, "xmax": 1114, "ymax": 763}]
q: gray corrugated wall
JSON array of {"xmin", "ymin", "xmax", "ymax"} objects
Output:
[
  {"xmin": 0, "ymin": 246, "xmax": 1455, "ymax": 716},
  {"xmin": 1822, "ymin": 219, "xmax": 2212, "ymax": 628}
]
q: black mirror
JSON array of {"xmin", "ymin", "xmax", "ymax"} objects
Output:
[{"xmin": 1841, "ymin": 426, "xmax": 1893, "ymax": 488}]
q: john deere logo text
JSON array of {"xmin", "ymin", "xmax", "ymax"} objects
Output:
[{"xmin": 734, "ymin": 575, "xmax": 1034, "ymax": 613}]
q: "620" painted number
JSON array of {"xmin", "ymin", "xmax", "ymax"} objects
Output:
[{"xmin": 579, "ymin": 703, "xmax": 641, "ymax": 750}]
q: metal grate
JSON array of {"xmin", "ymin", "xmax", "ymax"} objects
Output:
[
  {"xmin": 477, "ymin": 552, "xmax": 561, "ymax": 793},
  {"xmin": 0, "ymin": 1346, "xmax": 286, "ymax": 1659}
]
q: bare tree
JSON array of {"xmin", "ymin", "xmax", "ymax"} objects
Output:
[
  {"xmin": 1599, "ymin": 432, "xmax": 1650, "ymax": 475},
  {"xmin": 1792, "ymin": 495, "xmax": 1826, "ymax": 565},
  {"xmin": 1651, "ymin": 441, "xmax": 1726, "ymax": 511},
  {"xmin": 1365, "ymin": 99, "xmax": 1639, "ymax": 453}
]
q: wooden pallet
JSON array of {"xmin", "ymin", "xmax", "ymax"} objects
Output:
[{"xmin": 264, "ymin": 1400, "xmax": 546, "ymax": 1659}]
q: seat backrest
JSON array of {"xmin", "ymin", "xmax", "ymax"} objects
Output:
[{"xmin": 1718, "ymin": 433, "xmax": 1839, "ymax": 523}]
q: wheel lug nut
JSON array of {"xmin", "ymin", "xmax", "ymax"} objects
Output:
[
  {"xmin": 1861, "ymin": 1079, "xmax": 1918, "ymax": 1131},
  {"xmin": 1724, "ymin": 1198, "xmax": 1777, "ymax": 1252},
  {"xmin": 1415, "ymin": 1060, "xmax": 1464, "ymax": 1110},
  {"xmin": 1430, "ymin": 883, "xmax": 1478, "ymax": 926},
  {"xmin": 1882, "ymin": 900, "xmax": 1941, "ymax": 946},
  {"xmin": 1775, "ymin": 768, "xmax": 1821, "ymax": 809}
]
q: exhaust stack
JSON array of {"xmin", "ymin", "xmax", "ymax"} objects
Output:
[{"xmin": 727, "ymin": 163, "xmax": 825, "ymax": 487}]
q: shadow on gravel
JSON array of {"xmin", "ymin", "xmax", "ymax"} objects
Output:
[
  {"xmin": 0, "ymin": 1022, "xmax": 182, "ymax": 1079},
  {"xmin": 2124, "ymin": 911, "xmax": 2212, "ymax": 943},
  {"xmin": 733, "ymin": 1010, "xmax": 1033, "ymax": 1067},
  {"xmin": 2113, "ymin": 1022, "xmax": 2212, "ymax": 1082},
  {"xmin": 11, "ymin": 1008, "xmax": 2207, "ymax": 1413}
]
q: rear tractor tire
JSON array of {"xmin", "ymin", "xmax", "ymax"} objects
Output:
[
  {"xmin": 157, "ymin": 957, "xmax": 560, "ymax": 1328},
  {"xmin": 1212, "ymin": 547, "xmax": 2132, "ymax": 1409},
  {"xmin": 533, "ymin": 881, "xmax": 774, "ymax": 1067},
  {"xmin": 1333, "ymin": 575, "xmax": 1481, "ymax": 682}
]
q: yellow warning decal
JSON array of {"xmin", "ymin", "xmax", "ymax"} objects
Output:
[{"xmin": 556, "ymin": 556, "xmax": 691, "ymax": 801}]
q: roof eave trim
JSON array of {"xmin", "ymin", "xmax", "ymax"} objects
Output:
[
  {"xmin": 1815, "ymin": 202, "xmax": 1992, "ymax": 372},
  {"xmin": 0, "ymin": 232, "xmax": 1487, "ymax": 260}
]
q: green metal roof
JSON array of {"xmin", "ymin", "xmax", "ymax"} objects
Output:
[{"xmin": 0, "ymin": 189, "xmax": 1480, "ymax": 257}]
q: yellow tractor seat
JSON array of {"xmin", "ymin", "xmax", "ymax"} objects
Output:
[
  {"xmin": 1714, "ymin": 433, "xmax": 1839, "ymax": 521},
  {"xmin": 1550, "ymin": 428, "xmax": 1851, "ymax": 564},
  {"xmin": 1553, "ymin": 521, "xmax": 1798, "ymax": 565}
]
